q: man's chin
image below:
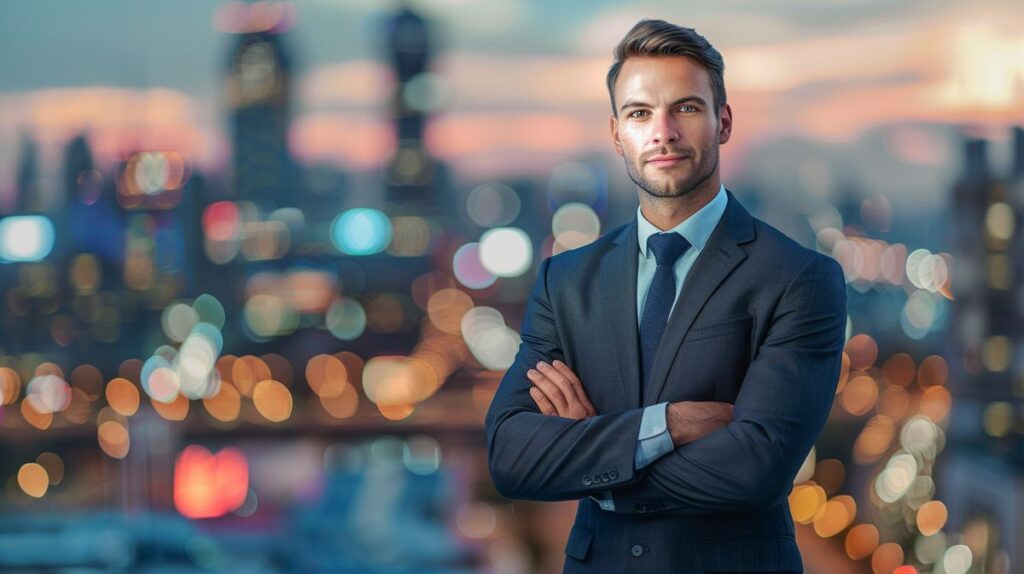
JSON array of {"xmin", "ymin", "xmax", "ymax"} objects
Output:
[{"xmin": 642, "ymin": 182, "xmax": 694, "ymax": 198}]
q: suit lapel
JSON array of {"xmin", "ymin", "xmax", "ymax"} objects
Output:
[
  {"xmin": 599, "ymin": 217, "xmax": 641, "ymax": 408},
  {"xmin": 643, "ymin": 191, "xmax": 756, "ymax": 403}
]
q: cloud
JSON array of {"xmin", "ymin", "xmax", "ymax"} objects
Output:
[
  {"xmin": 0, "ymin": 87, "xmax": 212, "ymax": 161},
  {"xmin": 300, "ymin": 61, "xmax": 392, "ymax": 109}
]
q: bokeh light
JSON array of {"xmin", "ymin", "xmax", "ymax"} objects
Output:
[
  {"xmin": 325, "ymin": 297, "xmax": 367, "ymax": 340},
  {"xmin": 152, "ymin": 393, "xmax": 190, "ymax": 421},
  {"xmin": 846, "ymin": 524, "xmax": 880, "ymax": 560},
  {"xmin": 466, "ymin": 183, "xmax": 520, "ymax": 227},
  {"xmin": 203, "ymin": 381, "xmax": 242, "ymax": 423},
  {"xmin": 917, "ymin": 500, "xmax": 948, "ymax": 536},
  {"xmin": 162, "ymin": 302, "xmax": 199, "ymax": 343},
  {"xmin": 98, "ymin": 420, "xmax": 131, "ymax": 459},
  {"xmin": 478, "ymin": 227, "xmax": 532, "ymax": 277},
  {"xmin": 253, "ymin": 379, "xmax": 292, "ymax": 422},
  {"xmin": 0, "ymin": 215, "xmax": 56, "ymax": 261},
  {"xmin": 876, "ymin": 453, "xmax": 918, "ymax": 503},
  {"xmin": 872, "ymin": 543, "xmax": 905, "ymax": 574},
  {"xmin": 789, "ymin": 483, "xmax": 827, "ymax": 524},
  {"xmin": 26, "ymin": 374, "xmax": 72, "ymax": 414},
  {"xmin": 17, "ymin": 463, "xmax": 49, "ymax": 498},
  {"xmin": 461, "ymin": 306, "xmax": 520, "ymax": 370},
  {"xmin": 942, "ymin": 545, "xmax": 972, "ymax": 574},
  {"xmin": 331, "ymin": 208, "xmax": 392, "ymax": 255},
  {"xmin": 813, "ymin": 495, "xmax": 856, "ymax": 538},
  {"xmin": 192, "ymin": 293, "xmax": 227, "ymax": 330},
  {"xmin": 202, "ymin": 201, "xmax": 241, "ymax": 242},
  {"xmin": 427, "ymin": 288, "xmax": 474, "ymax": 335},
  {"xmin": 551, "ymin": 202, "xmax": 601, "ymax": 253},
  {"xmin": 0, "ymin": 367, "xmax": 21, "ymax": 405},
  {"xmin": 35, "ymin": 452, "xmax": 64, "ymax": 486},
  {"xmin": 174, "ymin": 445, "xmax": 249, "ymax": 519},
  {"xmin": 453, "ymin": 243, "xmax": 498, "ymax": 290},
  {"xmin": 106, "ymin": 377, "xmax": 141, "ymax": 416}
]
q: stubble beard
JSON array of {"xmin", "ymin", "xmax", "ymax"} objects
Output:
[{"xmin": 625, "ymin": 142, "xmax": 719, "ymax": 199}]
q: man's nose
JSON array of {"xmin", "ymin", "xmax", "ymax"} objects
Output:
[{"xmin": 650, "ymin": 113, "xmax": 680, "ymax": 145}]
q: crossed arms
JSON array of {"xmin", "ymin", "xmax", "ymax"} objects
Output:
[{"xmin": 485, "ymin": 254, "xmax": 847, "ymax": 514}]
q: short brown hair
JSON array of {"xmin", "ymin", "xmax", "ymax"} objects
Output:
[{"xmin": 606, "ymin": 19, "xmax": 726, "ymax": 116}]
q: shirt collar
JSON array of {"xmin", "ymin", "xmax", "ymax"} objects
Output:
[{"xmin": 637, "ymin": 183, "xmax": 728, "ymax": 257}]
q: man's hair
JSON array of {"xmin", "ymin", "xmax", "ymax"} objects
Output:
[{"xmin": 606, "ymin": 19, "xmax": 727, "ymax": 116}]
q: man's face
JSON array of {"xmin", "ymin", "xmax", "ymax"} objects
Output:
[{"xmin": 610, "ymin": 56, "xmax": 732, "ymax": 199}]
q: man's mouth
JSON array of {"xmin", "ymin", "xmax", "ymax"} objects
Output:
[{"xmin": 645, "ymin": 154, "xmax": 690, "ymax": 167}]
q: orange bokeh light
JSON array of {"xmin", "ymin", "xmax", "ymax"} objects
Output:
[{"xmin": 174, "ymin": 445, "xmax": 249, "ymax": 519}]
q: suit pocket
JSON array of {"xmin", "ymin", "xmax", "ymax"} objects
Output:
[
  {"xmin": 685, "ymin": 315, "xmax": 753, "ymax": 342},
  {"xmin": 564, "ymin": 523, "xmax": 594, "ymax": 561},
  {"xmin": 699, "ymin": 535, "xmax": 802, "ymax": 572}
]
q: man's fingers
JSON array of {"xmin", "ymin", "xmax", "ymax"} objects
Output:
[
  {"xmin": 551, "ymin": 360, "xmax": 582, "ymax": 385},
  {"xmin": 529, "ymin": 387, "xmax": 556, "ymax": 416},
  {"xmin": 528, "ymin": 368, "xmax": 568, "ymax": 413},
  {"xmin": 536, "ymin": 362, "xmax": 585, "ymax": 414},
  {"xmin": 551, "ymin": 360, "xmax": 596, "ymax": 416},
  {"xmin": 536, "ymin": 360, "xmax": 577, "ymax": 401}
]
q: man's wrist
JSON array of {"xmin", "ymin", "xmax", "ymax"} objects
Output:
[{"xmin": 666, "ymin": 402, "xmax": 687, "ymax": 446}]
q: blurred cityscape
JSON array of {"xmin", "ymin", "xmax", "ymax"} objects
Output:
[{"xmin": 1, "ymin": 1, "xmax": 1023, "ymax": 573}]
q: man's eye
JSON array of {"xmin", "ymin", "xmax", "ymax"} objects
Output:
[
  {"xmin": 679, "ymin": 105, "xmax": 697, "ymax": 113},
  {"xmin": 629, "ymin": 110, "xmax": 648, "ymax": 118}
]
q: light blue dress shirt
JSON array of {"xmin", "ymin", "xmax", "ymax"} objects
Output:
[{"xmin": 595, "ymin": 184, "xmax": 728, "ymax": 511}]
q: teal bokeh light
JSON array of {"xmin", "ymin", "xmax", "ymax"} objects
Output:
[{"xmin": 331, "ymin": 208, "xmax": 392, "ymax": 256}]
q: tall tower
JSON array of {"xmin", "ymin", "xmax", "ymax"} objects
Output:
[
  {"xmin": 383, "ymin": 5, "xmax": 441, "ymax": 211},
  {"xmin": 944, "ymin": 128, "xmax": 1024, "ymax": 571},
  {"xmin": 225, "ymin": 29, "xmax": 296, "ymax": 208},
  {"xmin": 15, "ymin": 134, "xmax": 41, "ymax": 213}
]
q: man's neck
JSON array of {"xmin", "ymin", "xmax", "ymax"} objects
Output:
[{"xmin": 638, "ymin": 178, "xmax": 721, "ymax": 231}]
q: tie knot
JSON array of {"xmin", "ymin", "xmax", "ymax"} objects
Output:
[{"xmin": 647, "ymin": 232, "xmax": 691, "ymax": 266}]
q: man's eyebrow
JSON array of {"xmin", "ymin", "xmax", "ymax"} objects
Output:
[
  {"xmin": 671, "ymin": 95, "xmax": 709, "ymax": 107},
  {"xmin": 618, "ymin": 96, "xmax": 709, "ymax": 114},
  {"xmin": 618, "ymin": 100, "xmax": 651, "ymax": 113}
]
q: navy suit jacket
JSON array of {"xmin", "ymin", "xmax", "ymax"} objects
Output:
[{"xmin": 485, "ymin": 191, "xmax": 848, "ymax": 573}]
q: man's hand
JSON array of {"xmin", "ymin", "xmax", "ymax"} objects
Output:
[
  {"xmin": 527, "ymin": 360, "xmax": 732, "ymax": 443},
  {"xmin": 527, "ymin": 360, "xmax": 596, "ymax": 420},
  {"xmin": 666, "ymin": 401, "xmax": 734, "ymax": 446}
]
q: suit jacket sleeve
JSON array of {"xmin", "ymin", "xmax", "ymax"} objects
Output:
[
  {"xmin": 608, "ymin": 255, "xmax": 847, "ymax": 514},
  {"xmin": 486, "ymin": 257, "xmax": 646, "ymax": 501}
]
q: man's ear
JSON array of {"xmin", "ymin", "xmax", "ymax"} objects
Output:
[
  {"xmin": 610, "ymin": 114, "xmax": 624, "ymax": 157},
  {"xmin": 718, "ymin": 103, "xmax": 733, "ymax": 145}
]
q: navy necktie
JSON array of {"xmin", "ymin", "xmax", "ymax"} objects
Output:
[{"xmin": 639, "ymin": 232, "xmax": 691, "ymax": 395}]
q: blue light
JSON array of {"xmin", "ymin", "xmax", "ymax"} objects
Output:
[
  {"xmin": 331, "ymin": 208, "xmax": 392, "ymax": 256},
  {"xmin": 0, "ymin": 215, "xmax": 56, "ymax": 262}
]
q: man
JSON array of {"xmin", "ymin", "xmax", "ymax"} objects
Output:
[{"xmin": 485, "ymin": 19, "xmax": 848, "ymax": 573}]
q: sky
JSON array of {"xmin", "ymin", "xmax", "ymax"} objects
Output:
[{"xmin": 0, "ymin": 0, "xmax": 1022, "ymax": 209}]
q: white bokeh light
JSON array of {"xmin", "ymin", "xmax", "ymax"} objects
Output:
[{"xmin": 479, "ymin": 227, "xmax": 532, "ymax": 277}]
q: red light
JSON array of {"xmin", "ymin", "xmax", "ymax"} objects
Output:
[
  {"xmin": 173, "ymin": 445, "xmax": 249, "ymax": 519},
  {"xmin": 203, "ymin": 202, "xmax": 241, "ymax": 242}
]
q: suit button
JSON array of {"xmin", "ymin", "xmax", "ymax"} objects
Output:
[
  {"xmin": 582, "ymin": 475, "xmax": 592, "ymax": 486},
  {"xmin": 631, "ymin": 544, "xmax": 644, "ymax": 557},
  {"xmin": 601, "ymin": 472, "xmax": 611, "ymax": 482},
  {"xmin": 609, "ymin": 470, "xmax": 619, "ymax": 480}
]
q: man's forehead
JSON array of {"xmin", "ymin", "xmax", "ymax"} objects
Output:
[{"xmin": 616, "ymin": 55, "xmax": 713, "ymax": 95}]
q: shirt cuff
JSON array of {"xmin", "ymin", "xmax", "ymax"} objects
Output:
[
  {"xmin": 635, "ymin": 402, "xmax": 674, "ymax": 469},
  {"xmin": 590, "ymin": 490, "xmax": 616, "ymax": 512}
]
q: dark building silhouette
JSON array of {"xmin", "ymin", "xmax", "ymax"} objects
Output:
[
  {"xmin": 383, "ymin": 6, "xmax": 448, "ymax": 213},
  {"xmin": 14, "ymin": 134, "xmax": 40, "ymax": 214},
  {"xmin": 944, "ymin": 126, "xmax": 1024, "ymax": 572},
  {"xmin": 226, "ymin": 30, "xmax": 298, "ymax": 208}
]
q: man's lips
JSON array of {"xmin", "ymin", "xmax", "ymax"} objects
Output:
[{"xmin": 645, "ymin": 154, "xmax": 690, "ymax": 167}]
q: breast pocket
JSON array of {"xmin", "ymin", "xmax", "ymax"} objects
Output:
[{"xmin": 665, "ymin": 316, "xmax": 753, "ymax": 402}]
